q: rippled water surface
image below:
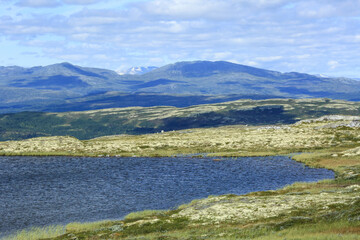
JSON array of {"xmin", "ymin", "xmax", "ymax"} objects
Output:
[{"xmin": 0, "ymin": 156, "xmax": 334, "ymax": 236}]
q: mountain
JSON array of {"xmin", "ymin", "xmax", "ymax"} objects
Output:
[
  {"xmin": 1, "ymin": 60, "xmax": 360, "ymax": 113},
  {"xmin": 0, "ymin": 62, "xmax": 123, "ymax": 89},
  {"xmin": 116, "ymin": 66, "xmax": 158, "ymax": 75},
  {"xmin": 137, "ymin": 61, "xmax": 360, "ymax": 96}
]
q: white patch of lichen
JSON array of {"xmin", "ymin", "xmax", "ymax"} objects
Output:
[
  {"xmin": 343, "ymin": 146, "xmax": 360, "ymax": 156},
  {"xmin": 0, "ymin": 119, "xmax": 359, "ymax": 156},
  {"xmin": 0, "ymin": 136, "xmax": 84, "ymax": 154},
  {"xmin": 173, "ymin": 189, "xmax": 360, "ymax": 223}
]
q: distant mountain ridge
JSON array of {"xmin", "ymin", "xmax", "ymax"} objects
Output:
[{"xmin": 0, "ymin": 60, "xmax": 360, "ymax": 113}]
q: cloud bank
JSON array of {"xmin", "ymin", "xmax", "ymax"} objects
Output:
[{"xmin": 0, "ymin": 0, "xmax": 360, "ymax": 77}]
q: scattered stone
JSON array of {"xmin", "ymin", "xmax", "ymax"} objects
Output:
[
  {"xmin": 296, "ymin": 115, "xmax": 360, "ymax": 125},
  {"xmin": 258, "ymin": 126, "xmax": 291, "ymax": 130},
  {"xmin": 345, "ymin": 185, "xmax": 360, "ymax": 192},
  {"xmin": 173, "ymin": 190, "xmax": 359, "ymax": 223},
  {"xmin": 342, "ymin": 147, "xmax": 360, "ymax": 156},
  {"xmin": 315, "ymin": 120, "xmax": 360, "ymax": 129},
  {"xmin": 109, "ymin": 224, "xmax": 123, "ymax": 232},
  {"xmin": 67, "ymin": 233, "xmax": 78, "ymax": 240}
]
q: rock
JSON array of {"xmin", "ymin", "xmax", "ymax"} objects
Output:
[
  {"xmin": 296, "ymin": 115, "xmax": 360, "ymax": 125},
  {"xmin": 315, "ymin": 120, "xmax": 360, "ymax": 129},
  {"xmin": 109, "ymin": 224, "xmax": 123, "ymax": 232}
]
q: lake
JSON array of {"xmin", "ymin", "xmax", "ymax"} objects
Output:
[{"xmin": 0, "ymin": 156, "xmax": 334, "ymax": 236}]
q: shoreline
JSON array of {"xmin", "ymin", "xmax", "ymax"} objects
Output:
[
  {"xmin": 2, "ymin": 153, "xmax": 350, "ymax": 240},
  {"xmin": 2, "ymin": 118, "xmax": 360, "ymax": 239}
]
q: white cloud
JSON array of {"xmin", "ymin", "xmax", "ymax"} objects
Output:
[
  {"xmin": 328, "ymin": 60, "xmax": 339, "ymax": 69},
  {"xmin": 353, "ymin": 35, "xmax": 360, "ymax": 42},
  {"xmin": 213, "ymin": 52, "xmax": 233, "ymax": 60},
  {"xmin": 141, "ymin": 0, "xmax": 239, "ymax": 20},
  {"xmin": 256, "ymin": 56, "xmax": 283, "ymax": 62},
  {"xmin": 16, "ymin": 0, "xmax": 60, "ymax": 8},
  {"xmin": 1, "ymin": 0, "xmax": 360, "ymax": 77},
  {"xmin": 240, "ymin": 0, "xmax": 289, "ymax": 9},
  {"xmin": 14, "ymin": 0, "xmax": 104, "ymax": 7},
  {"xmin": 295, "ymin": 0, "xmax": 360, "ymax": 18},
  {"xmin": 60, "ymin": 54, "xmax": 87, "ymax": 61},
  {"xmin": 62, "ymin": 0, "xmax": 102, "ymax": 4},
  {"xmin": 293, "ymin": 54, "xmax": 310, "ymax": 59},
  {"xmin": 297, "ymin": 2, "xmax": 337, "ymax": 18},
  {"xmin": 242, "ymin": 60, "xmax": 259, "ymax": 67},
  {"xmin": 71, "ymin": 33, "xmax": 90, "ymax": 41},
  {"xmin": 93, "ymin": 54, "xmax": 109, "ymax": 60}
]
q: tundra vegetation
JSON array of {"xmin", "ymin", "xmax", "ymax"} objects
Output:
[
  {"xmin": 2, "ymin": 114, "xmax": 360, "ymax": 239},
  {"xmin": 1, "ymin": 98, "xmax": 360, "ymax": 141}
]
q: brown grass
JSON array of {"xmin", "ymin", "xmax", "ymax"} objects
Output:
[
  {"xmin": 326, "ymin": 226, "xmax": 360, "ymax": 234},
  {"xmin": 317, "ymin": 158, "xmax": 360, "ymax": 168}
]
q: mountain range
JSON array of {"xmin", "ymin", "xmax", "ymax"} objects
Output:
[{"xmin": 0, "ymin": 60, "xmax": 359, "ymax": 113}]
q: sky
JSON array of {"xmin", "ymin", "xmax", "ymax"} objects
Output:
[{"xmin": 1, "ymin": 0, "xmax": 360, "ymax": 77}]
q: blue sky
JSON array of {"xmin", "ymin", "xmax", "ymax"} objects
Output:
[{"xmin": 1, "ymin": 0, "xmax": 360, "ymax": 77}]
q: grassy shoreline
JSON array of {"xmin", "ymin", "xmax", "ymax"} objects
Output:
[{"xmin": 2, "ymin": 116, "xmax": 360, "ymax": 239}]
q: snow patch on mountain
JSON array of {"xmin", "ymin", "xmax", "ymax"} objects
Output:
[{"xmin": 116, "ymin": 66, "xmax": 158, "ymax": 75}]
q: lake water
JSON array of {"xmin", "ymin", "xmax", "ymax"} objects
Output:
[{"xmin": 0, "ymin": 156, "xmax": 334, "ymax": 236}]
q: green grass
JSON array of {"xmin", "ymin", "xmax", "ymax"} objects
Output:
[
  {"xmin": 251, "ymin": 221, "xmax": 360, "ymax": 240},
  {"xmin": 3, "ymin": 225, "xmax": 65, "ymax": 240},
  {"xmin": 65, "ymin": 220, "xmax": 117, "ymax": 233},
  {"xmin": 121, "ymin": 217, "xmax": 190, "ymax": 237},
  {"xmin": 124, "ymin": 210, "xmax": 167, "ymax": 222}
]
